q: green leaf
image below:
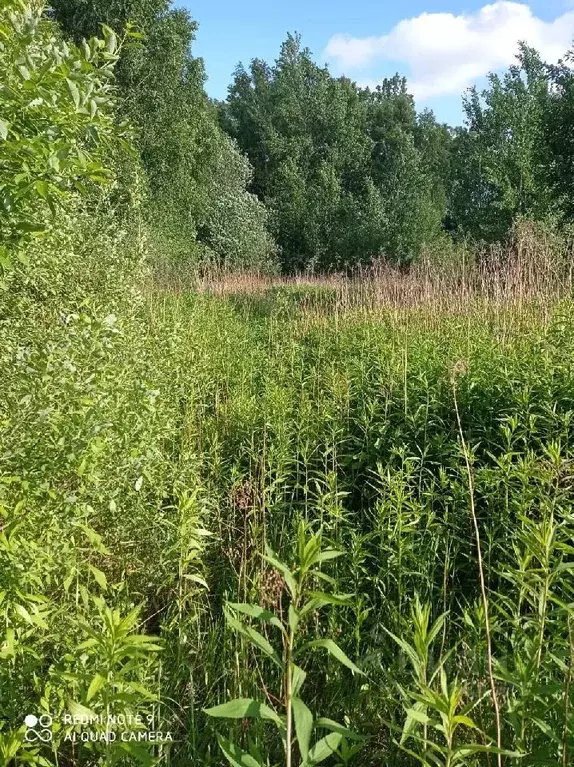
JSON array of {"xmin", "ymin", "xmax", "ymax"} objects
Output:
[
  {"xmin": 383, "ymin": 627, "xmax": 421, "ymax": 673},
  {"xmin": 452, "ymin": 714, "xmax": 478, "ymax": 729},
  {"xmin": 400, "ymin": 703, "xmax": 432, "ymax": 744},
  {"xmin": 117, "ymin": 741, "xmax": 155, "ymax": 766},
  {"xmin": 34, "ymin": 180, "xmax": 49, "ymax": 200},
  {"xmin": 68, "ymin": 700, "xmax": 98, "ymax": 720},
  {"xmin": 292, "ymin": 696, "xmax": 313, "ymax": 762},
  {"xmin": 123, "ymin": 635, "xmax": 162, "ymax": 651},
  {"xmin": 16, "ymin": 250, "xmax": 30, "ymax": 266},
  {"xmin": 311, "ymin": 549, "xmax": 344, "ymax": 565},
  {"xmin": 204, "ymin": 698, "xmax": 282, "ymax": 726},
  {"xmin": 86, "ymin": 673, "xmax": 106, "ymax": 702},
  {"xmin": 227, "ymin": 602, "xmax": 284, "ymax": 631},
  {"xmin": 452, "ymin": 744, "xmax": 524, "ymax": 757},
  {"xmin": 0, "ymin": 246, "xmax": 11, "ymax": 269},
  {"xmin": 307, "ymin": 732, "xmax": 342, "ymax": 765},
  {"xmin": 18, "ymin": 222, "xmax": 46, "ymax": 234},
  {"xmin": 101, "ymin": 24, "xmax": 118, "ymax": 54},
  {"xmin": 88, "ymin": 564, "xmax": 107, "ymax": 590},
  {"xmin": 404, "ymin": 707, "xmax": 431, "ymax": 725},
  {"xmin": 298, "ymin": 639, "xmax": 364, "ymax": 675},
  {"xmin": 88, "ymin": 174, "xmax": 111, "ymax": 184},
  {"xmin": 14, "ymin": 603, "xmax": 34, "ymax": 625},
  {"xmin": 77, "ymin": 637, "xmax": 99, "ymax": 650},
  {"xmin": 216, "ymin": 734, "xmax": 264, "ymax": 767},
  {"xmin": 308, "ymin": 592, "xmax": 353, "ymax": 605},
  {"xmin": 183, "ymin": 573, "xmax": 208, "ymax": 588},
  {"xmin": 300, "ymin": 593, "xmax": 353, "ymax": 617},
  {"xmin": 0, "ymin": 627, "xmax": 15, "ymax": 659},
  {"xmin": 292, "ymin": 664, "xmax": 307, "ymax": 696},
  {"xmin": 263, "ymin": 546, "xmax": 298, "ymax": 599},
  {"xmin": 0, "ymin": 119, "xmax": 8, "ymax": 140},
  {"xmin": 66, "ymin": 78, "xmax": 80, "ymax": 109},
  {"xmin": 315, "ymin": 718, "xmax": 364, "ymax": 741},
  {"xmin": 225, "ymin": 610, "xmax": 282, "ymax": 667}
]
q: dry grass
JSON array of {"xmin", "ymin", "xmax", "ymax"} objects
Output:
[{"xmin": 154, "ymin": 221, "xmax": 574, "ymax": 316}]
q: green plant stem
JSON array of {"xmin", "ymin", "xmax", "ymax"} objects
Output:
[
  {"xmin": 285, "ymin": 632, "xmax": 294, "ymax": 767},
  {"xmin": 452, "ymin": 374, "xmax": 502, "ymax": 767},
  {"xmin": 562, "ymin": 614, "xmax": 574, "ymax": 767}
]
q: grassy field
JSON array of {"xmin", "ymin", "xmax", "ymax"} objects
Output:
[
  {"xmin": 3, "ymin": 268, "xmax": 574, "ymax": 766},
  {"xmin": 161, "ymin": 279, "xmax": 574, "ymax": 765},
  {"xmin": 3, "ymin": 4, "xmax": 574, "ymax": 763}
]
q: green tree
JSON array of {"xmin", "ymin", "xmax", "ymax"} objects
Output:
[
  {"xmin": 224, "ymin": 36, "xmax": 442, "ymax": 271},
  {"xmin": 415, "ymin": 109, "xmax": 453, "ymax": 224},
  {"xmin": 449, "ymin": 44, "xmax": 553, "ymax": 242},
  {"xmin": 364, "ymin": 77, "xmax": 446, "ymax": 263},
  {"xmin": 50, "ymin": 0, "xmax": 275, "ymax": 269},
  {"xmin": 0, "ymin": 0, "xmax": 140, "ymax": 309},
  {"xmin": 544, "ymin": 48, "xmax": 574, "ymax": 223}
]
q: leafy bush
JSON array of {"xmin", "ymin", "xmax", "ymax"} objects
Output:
[
  {"xmin": 49, "ymin": 0, "xmax": 277, "ymax": 274},
  {"xmin": 0, "ymin": 5, "xmax": 200, "ymax": 765},
  {"xmin": 3, "ymin": 3, "xmax": 574, "ymax": 767},
  {"xmin": 0, "ymin": 0, "xmax": 143, "ymax": 313}
]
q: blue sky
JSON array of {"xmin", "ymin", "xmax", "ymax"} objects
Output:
[{"xmin": 175, "ymin": 0, "xmax": 574, "ymax": 125}]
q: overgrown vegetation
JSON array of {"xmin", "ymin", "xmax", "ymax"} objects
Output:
[{"xmin": 2, "ymin": 1, "xmax": 574, "ymax": 766}]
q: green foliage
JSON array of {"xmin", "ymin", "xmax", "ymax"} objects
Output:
[
  {"xmin": 223, "ymin": 36, "xmax": 446, "ymax": 271},
  {"xmin": 4, "ymin": 2, "xmax": 574, "ymax": 766},
  {"xmin": 448, "ymin": 44, "xmax": 564, "ymax": 244},
  {"xmin": 50, "ymin": 0, "xmax": 276, "ymax": 271},
  {"xmin": 205, "ymin": 523, "xmax": 365, "ymax": 767},
  {"xmin": 544, "ymin": 49, "xmax": 574, "ymax": 222},
  {"xmin": 220, "ymin": 34, "xmax": 574, "ymax": 264},
  {"xmin": 0, "ymin": 0, "xmax": 141, "ymax": 302},
  {"xmin": 160, "ymin": 287, "xmax": 574, "ymax": 765},
  {"xmin": 0, "ymin": 4, "xmax": 202, "ymax": 765}
]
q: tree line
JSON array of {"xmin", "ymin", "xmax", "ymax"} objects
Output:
[{"xmin": 48, "ymin": 1, "xmax": 574, "ymax": 273}]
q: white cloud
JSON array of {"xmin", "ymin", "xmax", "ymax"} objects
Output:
[{"xmin": 325, "ymin": 2, "xmax": 574, "ymax": 100}]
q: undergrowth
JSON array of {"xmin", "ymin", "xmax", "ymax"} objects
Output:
[
  {"xmin": 4, "ymin": 270, "xmax": 574, "ymax": 765},
  {"xmin": 2, "ymin": 3, "xmax": 574, "ymax": 765}
]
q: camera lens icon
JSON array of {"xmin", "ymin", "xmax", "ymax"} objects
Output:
[{"xmin": 24, "ymin": 713, "xmax": 53, "ymax": 743}]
